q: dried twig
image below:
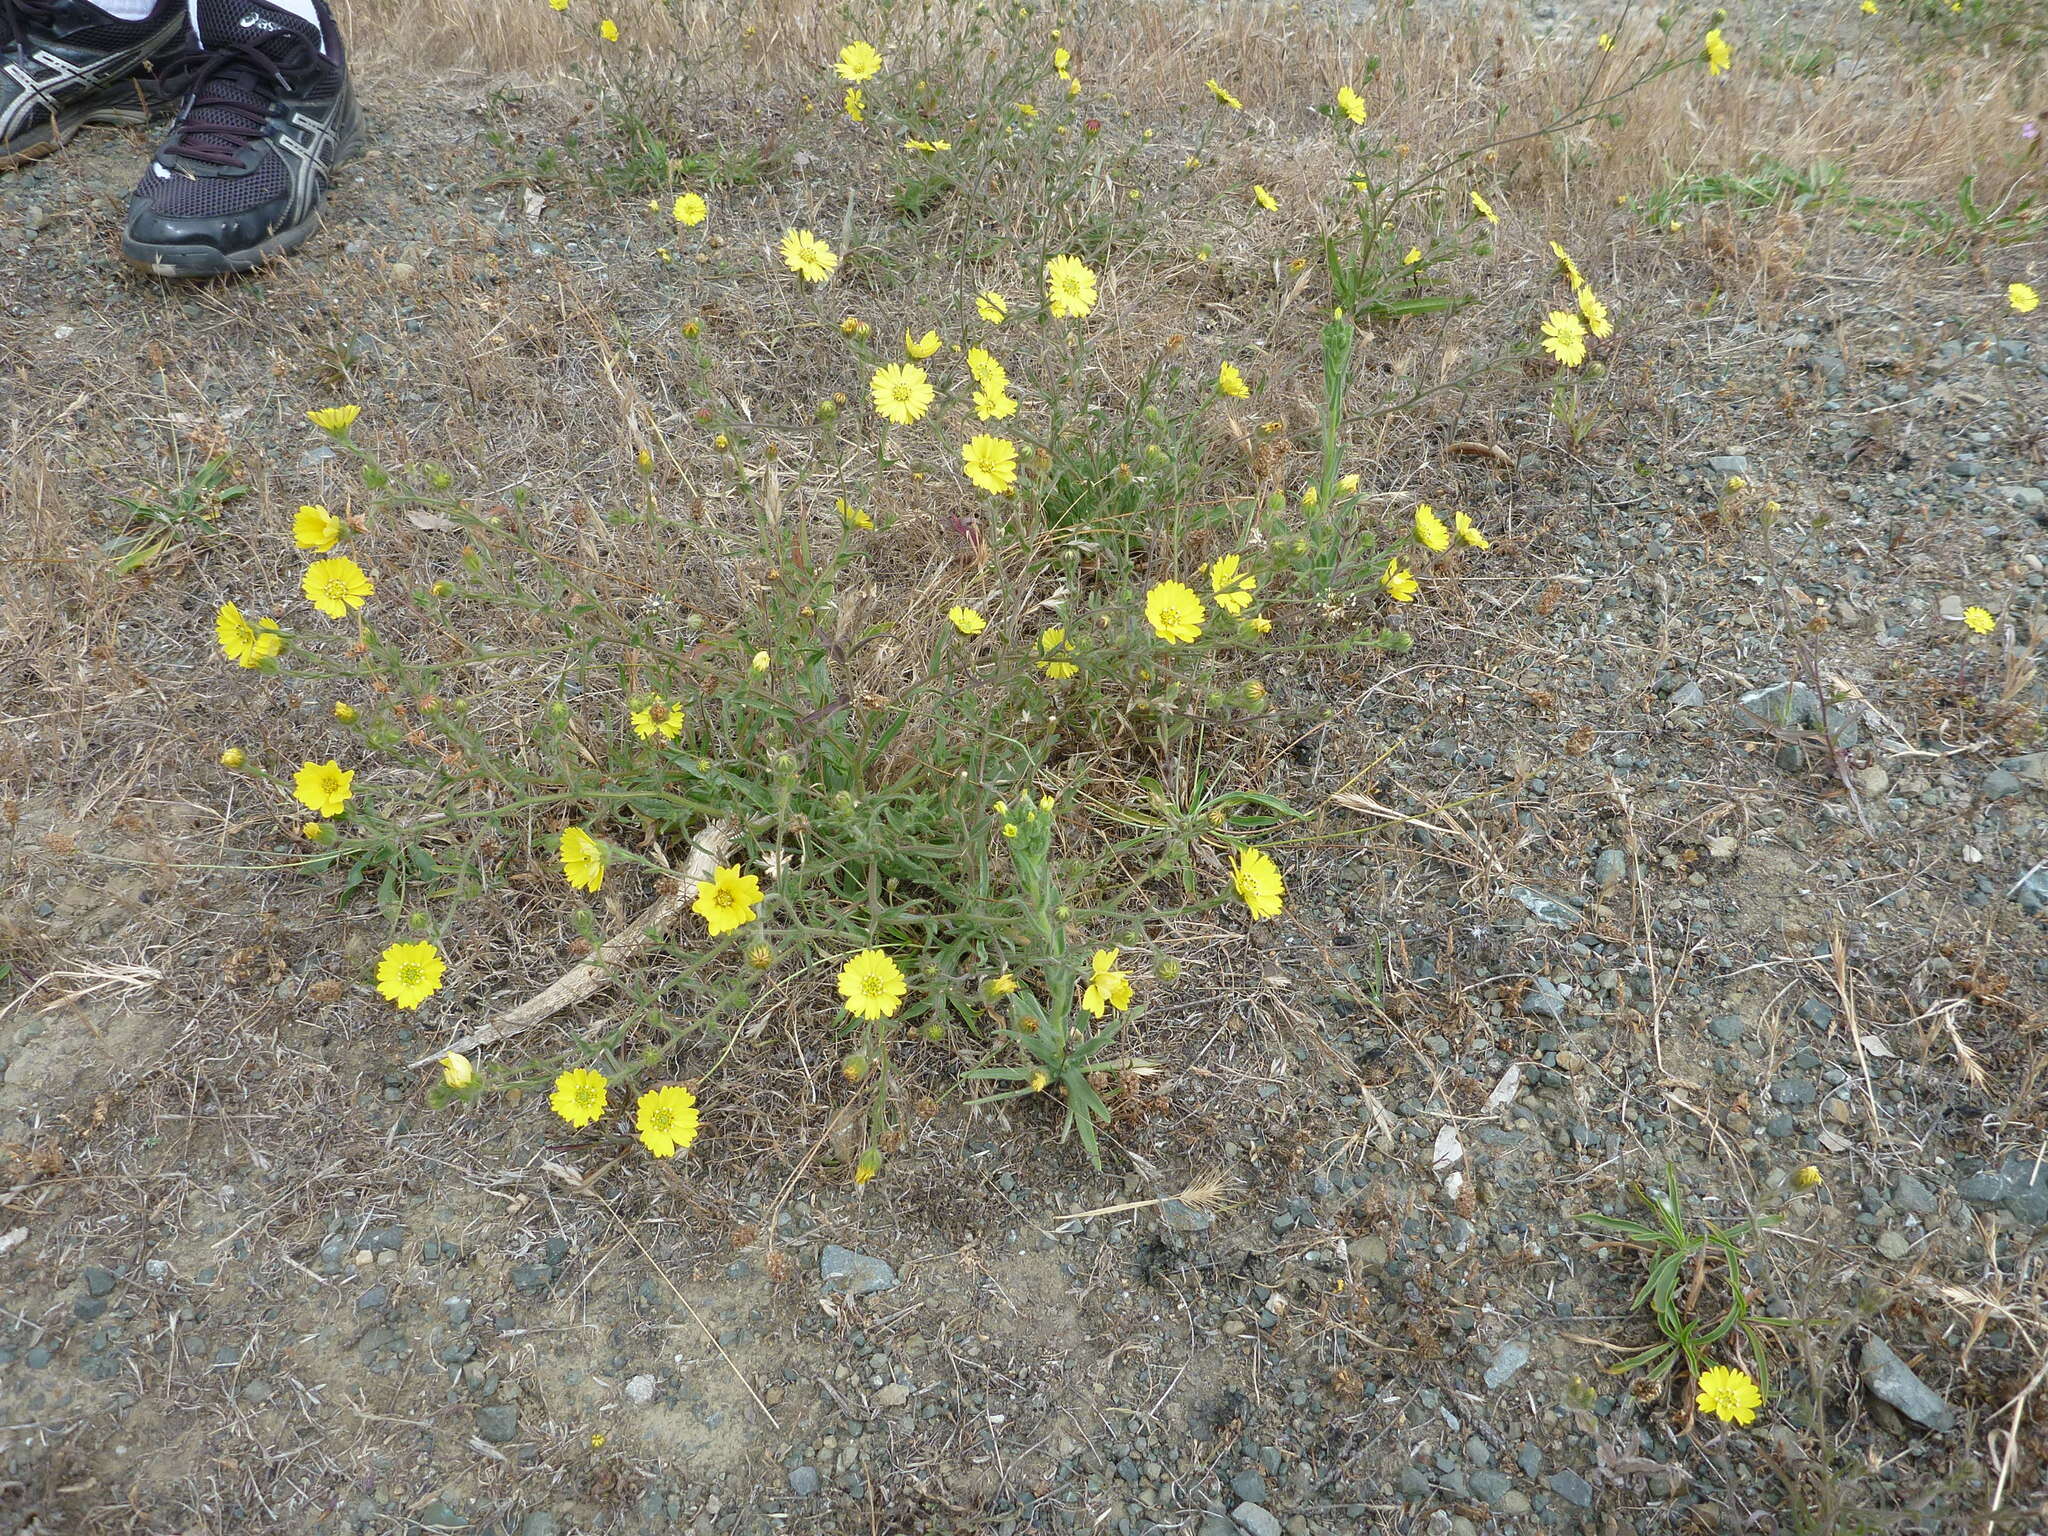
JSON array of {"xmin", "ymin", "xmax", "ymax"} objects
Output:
[{"xmin": 409, "ymin": 818, "xmax": 735, "ymax": 1066}]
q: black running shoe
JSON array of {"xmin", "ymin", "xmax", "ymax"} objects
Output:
[
  {"xmin": 121, "ymin": 0, "xmax": 360, "ymax": 277},
  {"xmin": 0, "ymin": 0, "xmax": 181, "ymax": 170}
]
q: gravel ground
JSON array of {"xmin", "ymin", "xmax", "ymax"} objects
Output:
[{"xmin": 2, "ymin": 12, "xmax": 2045, "ymax": 1534}]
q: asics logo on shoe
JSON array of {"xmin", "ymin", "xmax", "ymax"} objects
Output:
[{"xmin": 237, "ymin": 14, "xmax": 283, "ymax": 31}]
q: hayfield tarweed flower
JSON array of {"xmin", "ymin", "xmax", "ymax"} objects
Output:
[
  {"xmin": 834, "ymin": 39, "xmax": 882, "ymax": 81},
  {"xmin": 1703, "ymin": 27, "xmax": 1732, "ymax": 74},
  {"xmin": 1470, "ymin": 190, "xmax": 1498, "ymax": 225},
  {"xmin": 2011, "ymin": 283, "xmax": 2040, "ymax": 314},
  {"xmin": 1252, "ymin": 185, "xmax": 1278, "ymax": 212},
  {"xmin": 293, "ymin": 503, "xmax": 342, "ymax": 552},
  {"xmin": 1336, "ymin": 86, "xmax": 1366, "ymax": 124},
  {"xmin": 948, "ymin": 605, "xmax": 987, "ymax": 636},
  {"xmin": 1038, "ymin": 627, "xmax": 1078, "ymax": 679},
  {"xmin": 693, "ymin": 864, "xmax": 763, "ymax": 936},
  {"xmin": 962, "ymin": 434, "xmax": 1019, "ymax": 494},
  {"xmin": 1454, "ymin": 510, "xmax": 1490, "ymax": 549},
  {"xmin": 1577, "ymin": 285, "xmax": 1614, "ymax": 338},
  {"xmin": 441, "ymin": 1052, "xmax": 475, "ymax": 1089},
  {"xmin": 1080, "ymin": 948, "xmax": 1133, "ymax": 1018},
  {"xmin": 302, "ymin": 556, "xmax": 373, "ymax": 619},
  {"xmin": 559, "ymin": 826, "xmax": 606, "ymax": 892},
  {"xmin": 1232, "ymin": 847, "xmax": 1286, "ymax": 920},
  {"xmin": 976, "ymin": 290, "xmax": 1008, "ymax": 324},
  {"xmin": 905, "ymin": 329, "xmax": 942, "ymax": 359},
  {"xmin": 1380, "ymin": 558, "xmax": 1419, "ymax": 603},
  {"xmin": 293, "ymin": 759, "xmax": 354, "ymax": 818},
  {"xmin": 551, "ymin": 1067, "xmax": 609, "ymax": 1127},
  {"xmin": 1217, "ymin": 362, "xmax": 1250, "ymax": 398},
  {"xmin": 1962, "ymin": 606, "xmax": 1996, "ymax": 634},
  {"xmin": 1044, "ymin": 254, "xmax": 1098, "ymax": 318},
  {"xmin": 1144, "ymin": 580, "xmax": 1207, "ymax": 644},
  {"xmin": 1205, "ymin": 78, "xmax": 1241, "ymax": 110},
  {"xmin": 377, "ymin": 940, "xmax": 444, "ymax": 1010},
  {"xmin": 1696, "ymin": 1365, "xmax": 1762, "ymax": 1425},
  {"xmin": 305, "ymin": 404, "xmax": 359, "ymax": 434},
  {"xmin": 1414, "ymin": 505, "xmax": 1452, "ymax": 553},
  {"xmin": 672, "ymin": 193, "xmax": 707, "ymax": 226},
  {"xmin": 215, "ymin": 602, "xmax": 282, "ymax": 668},
  {"xmin": 780, "ymin": 228, "xmax": 838, "ymax": 283},
  {"xmin": 870, "ymin": 362, "xmax": 935, "ymax": 425},
  {"xmin": 631, "ymin": 696, "xmax": 683, "ymax": 741},
  {"xmin": 1208, "ymin": 554, "xmax": 1256, "ymax": 614},
  {"xmin": 598, "ymin": 16, "xmax": 617, "ymax": 40},
  {"xmin": 1541, "ymin": 310, "xmax": 1589, "ymax": 367},
  {"xmin": 838, "ymin": 949, "xmax": 907, "ymax": 1019},
  {"xmin": 635, "ymin": 1085, "xmax": 699, "ymax": 1156}
]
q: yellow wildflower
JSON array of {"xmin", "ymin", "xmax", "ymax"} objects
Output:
[
  {"xmin": 631, "ymin": 696, "xmax": 683, "ymax": 741},
  {"xmin": 635, "ymin": 1085, "xmax": 700, "ymax": 1157},
  {"xmin": 1380, "ymin": 557, "xmax": 1419, "ymax": 602},
  {"xmin": 1080, "ymin": 948, "xmax": 1133, "ymax": 1018},
  {"xmin": 1208, "ymin": 553, "xmax": 1256, "ymax": 615},
  {"xmin": 215, "ymin": 602, "xmax": 282, "ymax": 668},
  {"xmin": 838, "ymin": 949, "xmax": 907, "ymax": 1020},
  {"xmin": 1414, "ymin": 504, "xmax": 1451, "ymax": 552},
  {"xmin": 1145, "ymin": 581, "xmax": 1205, "ymax": 644},
  {"xmin": 1695, "ymin": 1365, "xmax": 1762, "ymax": 1425},
  {"xmin": 559, "ymin": 826, "xmax": 607, "ymax": 893},
  {"xmin": 1232, "ymin": 847, "xmax": 1286, "ymax": 921},
  {"xmin": 302, "ymin": 555, "xmax": 373, "ymax": 619},
  {"xmin": 305, "ymin": 405, "xmax": 359, "ymax": 434},
  {"xmin": 962, "ymin": 434, "xmax": 1019, "ymax": 495},
  {"xmin": 377, "ymin": 940, "xmax": 444, "ymax": 1011},
  {"xmin": 948, "ymin": 605, "xmax": 986, "ymax": 636},
  {"xmin": 780, "ymin": 228, "xmax": 838, "ymax": 283},
  {"xmin": 693, "ymin": 864, "xmax": 764, "ymax": 936},
  {"xmin": 293, "ymin": 503, "xmax": 342, "ymax": 552},
  {"xmin": 1044, "ymin": 254, "xmax": 1098, "ymax": 318},
  {"xmin": 834, "ymin": 40, "xmax": 883, "ymax": 81},
  {"xmin": 550, "ymin": 1067, "xmax": 608, "ymax": 1128},
  {"xmin": 292, "ymin": 759, "xmax": 354, "ymax": 818},
  {"xmin": 1218, "ymin": 362, "xmax": 1250, "ymax": 398}
]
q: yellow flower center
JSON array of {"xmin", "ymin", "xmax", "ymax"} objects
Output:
[
  {"xmin": 324, "ymin": 578, "xmax": 350, "ymax": 600},
  {"xmin": 712, "ymin": 889, "xmax": 735, "ymax": 909},
  {"xmin": 860, "ymin": 975, "xmax": 888, "ymax": 998},
  {"xmin": 647, "ymin": 1106, "xmax": 674, "ymax": 1131},
  {"xmin": 398, "ymin": 964, "xmax": 422, "ymax": 986}
]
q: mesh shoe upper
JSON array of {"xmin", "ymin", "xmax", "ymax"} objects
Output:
[
  {"xmin": 0, "ymin": 0, "xmax": 181, "ymax": 150},
  {"xmin": 126, "ymin": 0, "xmax": 356, "ymax": 247}
]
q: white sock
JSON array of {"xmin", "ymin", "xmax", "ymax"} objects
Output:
[{"xmin": 81, "ymin": 0, "xmax": 157, "ymax": 21}]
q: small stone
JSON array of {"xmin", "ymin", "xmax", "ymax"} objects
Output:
[
  {"xmin": 1547, "ymin": 1470, "xmax": 1595, "ymax": 1508},
  {"xmin": 1468, "ymin": 1469, "xmax": 1513, "ymax": 1508},
  {"xmin": 1983, "ymin": 769, "xmax": 2025, "ymax": 800},
  {"xmin": 1230, "ymin": 1470, "xmax": 1268, "ymax": 1504},
  {"xmin": 1521, "ymin": 979, "xmax": 1568, "ymax": 1019},
  {"xmin": 1895, "ymin": 1175, "xmax": 1937, "ymax": 1216},
  {"xmin": 874, "ymin": 1383, "xmax": 911, "ymax": 1409},
  {"xmin": 1859, "ymin": 1336, "xmax": 1957, "ymax": 1431},
  {"xmin": 1708, "ymin": 454, "xmax": 1751, "ymax": 477},
  {"xmin": 1592, "ymin": 848, "xmax": 1629, "ymax": 890},
  {"xmin": 1159, "ymin": 1198, "xmax": 1214, "ymax": 1233},
  {"xmin": 82, "ymin": 1266, "xmax": 117, "ymax": 1297},
  {"xmin": 1875, "ymin": 1230, "xmax": 1911, "ymax": 1261},
  {"xmin": 1669, "ymin": 680, "xmax": 1706, "ymax": 710},
  {"xmin": 1483, "ymin": 1340, "xmax": 1531, "ymax": 1390},
  {"xmin": 1509, "ymin": 886, "xmax": 1581, "ymax": 926},
  {"xmin": 1231, "ymin": 1502, "xmax": 1282, "ymax": 1536},
  {"xmin": 516, "ymin": 1515, "xmax": 559, "ymax": 1536},
  {"xmin": 625, "ymin": 1373, "xmax": 657, "ymax": 1405},
  {"xmin": 1397, "ymin": 1466, "xmax": 1432, "ymax": 1499},
  {"xmin": 1855, "ymin": 765, "xmax": 1888, "ymax": 798},
  {"xmin": 355, "ymin": 1285, "xmax": 389, "ymax": 1312},
  {"xmin": 475, "ymin": 1404, "xmax": 519, "ymax": 1444},
  {"xmin": 1771, "ymin": 1078, "xmax": 1816, "ymax": 1106},
  {"xmin": 788, "ymin": 1466, "xmax": 822, "ymax": 1497},
  {"xmin": 1708, "ymin": 1015, "xmax": 1745, "ymax": 1045},
  {"xmin": 819, "ymin": 1245, "xmax": 897, "ymax": 1297}
]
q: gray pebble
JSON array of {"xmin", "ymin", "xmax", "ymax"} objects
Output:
[
  {"xmin": 1859, "ymin": 1336, "xmax": 1956, "ymax": 1431},
  {"xmin": 1547, "ymin": 1470, "xmax": 1595, "ymax": 1508},
  {"xmin": 1483, "ymin": 1339, "xmax": 1531, "ymax": 1390},
  {"xmin": 819, "ymin": 1245, "xmax": 897, "ymax": 1297},
  {"xmin": 1231, "ymin": 1502, "xmax": 1282, "ymax": 1536},
  {"xmin": 475, "ymin": 1404, "xmax": 519, "ymax": 1444},
  {"xmin": 788, "ymin": 1466, "xmax": 822, "ymax": 1497}
]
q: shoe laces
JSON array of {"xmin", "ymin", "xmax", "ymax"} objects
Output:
[
  {"xmin": 0, "ymin": 0, "xmax": 60, "ymax": 54},
  {"xmin": 159, "ymin": 32, "xmax": 318, "ymax": 166}
]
